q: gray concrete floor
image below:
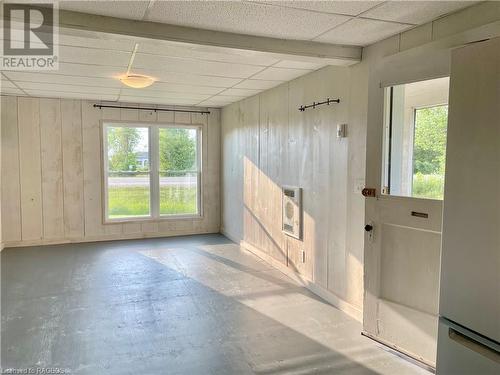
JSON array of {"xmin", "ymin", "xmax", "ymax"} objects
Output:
[{"xmin": 2, "ymin": 234, "xmax": 430, "ymax": 375}]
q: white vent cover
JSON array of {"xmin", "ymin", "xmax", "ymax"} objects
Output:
[{"xmin": 282, "ymin": 186, "xmax": 302, "ymax": 240}]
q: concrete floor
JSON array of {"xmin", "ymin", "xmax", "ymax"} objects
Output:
[{"xmin": 2, "ymin": 234, "xmax": 430, "ymax": 375}]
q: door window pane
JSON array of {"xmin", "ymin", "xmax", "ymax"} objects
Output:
[
  {"xmin": 383, "ymin": 77, "xmax": 449, "ymax": 199},
  {"xmin": 412, "ymin": 105, "xmax": 448, "ymax": 199},
  {"xmin": 158, "ymin": 128, "xmax": 199, "ymax": 215},
  {"xmin": 106, "ymin": 126, "xmax": 150, "ymax": 219}
]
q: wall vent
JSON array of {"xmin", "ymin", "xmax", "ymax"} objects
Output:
[{"xmin": 282, "ymin": 186, "xmax": 302, "ymax": 240}]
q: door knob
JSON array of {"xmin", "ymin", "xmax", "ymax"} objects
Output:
[
  {"xmin": 362, "ymin": 188, "xmax": 376, "ymax": 197},
  {"xmin": 364, "ymin": 224, "xmax": 373, "ymax": 232}
]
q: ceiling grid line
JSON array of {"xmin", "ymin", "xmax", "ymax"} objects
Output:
[
  {"xmin": 142, "ymin": 0, "xmax": 157, "ymax": 20},
  {"xmin": 195, "ymin": 59, "xmax": 284, "ymax": 106},
  {"xmin": 1, "ymin": 72, "xmax": 30, "ymax": 97},
  {"xmin": 309, "ymin": 1, "xmax": 396, "ymax": 41}
]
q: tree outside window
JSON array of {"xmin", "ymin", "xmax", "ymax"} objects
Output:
[{"xmin": 412, "ymin": 105, "xmax": 448, "ymax": 199}]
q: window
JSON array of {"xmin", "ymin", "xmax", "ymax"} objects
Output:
[
  {"xmin": 382, "ymin": 77, "xmax": 449, "ymax": 200},
  {"xmin": 158, "ymin": 127, "xmax": 199, "ymax": 216},
  {"xmin": 103, "ymin": 123, "xmax": 201, "ymax": 222}
]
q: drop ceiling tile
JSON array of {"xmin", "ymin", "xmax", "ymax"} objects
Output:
[
  {"xmin": 146, "ymin": 1, "xmax": 351, "ymax": 40},
  {"xmin": 314, "ymin": 18, "xmax": 411, "ymax": 46},
  {"xmin": 59, "ymin": 0, "xmax": 149, "ymax": 20},
  {"xmin": 252, "ymin": 67, "xmax": 312, "ymax": 81},
  {"xmin": 119, "ymin": 88, "xmax": 210, "ymax": 101},
  {"xmin": 4, "ymin": 72, "xmax": 122, "ymax": 88},
  {"xmin": 138, "ymin": 42, "xmax": 279, "ymax": 67},
  {"xmin": 1, "ymin": 88, "xmax": 25, "ymax": 96},
  {"xmin": 56, "ymin": 62, "xmax": 126, "ymax": 78},
  {"xmin": 59, "ymin": 33, "xmax": 136, "ymax": 52},
  {"xmin": 265, "ymin": 1, "xmax": 382, "ymax": 16},
  {"xmin": 219, "ymin": 88, "xmax": 262, "ymax": 97},
  {"xmin": 273, "ymin": 60, "xmax": 326, "ymax": 70},
  {"xmin": 132, "ymin": 68, "xmax": 241, "ymax": 88},
  {"xmin": 119, "ymin": 96, "xmax": 198, "ymax": 106},
  {"xmin": 17, "ymin": 81, "xmax": 120, "ymax": 95},
  {"xmin": 145, "ymin": 82, "xmax": 223, "ymax": 95},
  {"xmin": 362, "ymin": 1, "xmax": 477, "ymax": 25},
  {"xmin": 132, "ymin": 53, "xmax": 263, "ymax": 79},
  {"xmin": 211, "ymin": 94, "xmax": 251, "ymax": 102},
  {"xmin": 1, "ymin": 79, "xmax": 17, "ymax": 89},
  {"xmin": 197, "ymin": 99, "xmax": 232, "ymax": 107},
  {"xmin": 233, "ymin": 79, "xmax": 283, "ymax": 90},
  {"xmin": 59, "ymin": 45, "xmax": 131, "ymax": 67},
  {"xmin": 26, "ymin": 90, "xmax": 118, "ymax": 101}
]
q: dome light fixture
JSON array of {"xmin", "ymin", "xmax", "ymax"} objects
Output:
[{"xmin": 119, "ymin": 74, "xmax": 155, "ymax": 89}]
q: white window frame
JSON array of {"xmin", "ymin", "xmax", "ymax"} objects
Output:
[{"xmin": 102, "ymin": 121, "xmax": 203, "ymax": 224}]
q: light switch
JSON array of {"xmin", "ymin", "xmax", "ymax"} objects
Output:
[{"xmin": 337, "ymin": 124, "xmax": 347, "ymax": 138}]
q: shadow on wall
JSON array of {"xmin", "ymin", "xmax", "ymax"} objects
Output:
[
  {"xmin": 242, "ymin": 156, "xmax": 363, "ymax": 299},
  {"xmin": 222, "ymin": 66, "xmax": 367, "ymax": 311},
  {"xmin": 240, "ymin": 154, "xmax": 437, "ymax": 363}
]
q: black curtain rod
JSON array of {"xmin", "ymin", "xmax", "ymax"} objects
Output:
[
  {"xmin": 299, "ymin": 98, "xmax": 340, "ymax": 112},
  {"xmin": 93, "ymin": 104, "xmax": 210, "ymax": 114}
]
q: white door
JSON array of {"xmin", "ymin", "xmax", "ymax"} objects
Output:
[{"xmin": 363, "ymin": 77, "xmax": 451, "ymax": 367}]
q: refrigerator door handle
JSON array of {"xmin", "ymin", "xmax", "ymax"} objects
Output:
[{"xmin": 449, "ymin": 328, "xmax": 500, "ymax": 364}]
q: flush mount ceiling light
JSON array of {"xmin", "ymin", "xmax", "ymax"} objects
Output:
[
  {"xmin": 119, "ymin": 43, "xmax": 155, "ymax": 89},
  {"xmin": 119, "ymin": 74, "xmax": 155, "ymax": 89}
]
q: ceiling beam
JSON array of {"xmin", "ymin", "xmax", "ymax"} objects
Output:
[{"xmin": 58, "ymin": 9, "xmax": 362, "ymax": 65}]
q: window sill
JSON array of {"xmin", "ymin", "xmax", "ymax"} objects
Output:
[{"xmin": 104, "ymin": 214, "xmax": 204, "ymax": 225}]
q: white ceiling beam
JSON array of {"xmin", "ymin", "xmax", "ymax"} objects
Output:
[{"xmin": 58, "ymin": 9, "xmax": 362, "ymax": 65}]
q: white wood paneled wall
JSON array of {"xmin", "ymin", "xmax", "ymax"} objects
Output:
[
  {"xmin": 221, "ymin": 65, "xmax": 367, "ymax": 319},
  {"xmin": 1, "ymin": 96, "xmax": 220, "ymax": 247}
]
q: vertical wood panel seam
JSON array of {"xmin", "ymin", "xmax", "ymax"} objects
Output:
[
  {"xmin": 206, "ymin": 112, "xmax": 210, "ymax": 223},
  {"xmin": 16, "ymin": 97, "xmax": 23, "ymax": 240},
  {"xmin": 38, "ymin": 98, "xmax": 45, "ymax": 239},
  {"xmin": 286, "ymin": 83, "xmax": 290, "ymax": 270},
  {"xmin": 257, "ymin": 95, "xmax": 261, "ymax": 169},
  {"xmin": 80, "ymin": 101, "xmax": 86, "ymax": 237},
  {"xmin": 59, "ymin": 99, "xmax": 66, "ymax": 240}
]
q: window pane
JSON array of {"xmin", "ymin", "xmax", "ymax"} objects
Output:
[
  {"xmin": 383, "ymin": 77, "xmax": 449, "ymax": 199},
  {"xmin": 106, "ymin": 126, "xmax": 150, "ymax": 219},
  {"xmin": 159, "ymin": 128, "xmax": 199, "ymax": 215},
  {"xmin": 412, "ymin": 106, "xmax": 447, "ymax": 199}
]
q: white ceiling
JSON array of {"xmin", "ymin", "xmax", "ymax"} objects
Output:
[
  {"xmin": 1, "ymin": 1, "xmax": 478, "ymax": 108},
  {"xmin": 1, "ymin": 31, "xmax": 328, "ymax": 107},
  {"xmin": 58, "ymin": 0, "xmax": 477, "ymax": 45}
]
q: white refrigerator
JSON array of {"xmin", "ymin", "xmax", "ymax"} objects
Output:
[{"xmin": 436, "ymin": 37, "xmax": 500, "ymax": 373}]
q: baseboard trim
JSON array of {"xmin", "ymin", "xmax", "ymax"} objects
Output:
[
  {"xmin": 2, "ymin": 229, "xmax": 220, "ymax": 249},
  {"xmin": 219, "ymin": 229, "xmax": 241, "ymax": 245},
  {"xmin": 362, "ymin": 331, "xmax": 436, "ymax": 372},
  {"xmin": 239, "ymin": 239, "xmax": 363, "ymax": 322}
]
